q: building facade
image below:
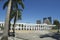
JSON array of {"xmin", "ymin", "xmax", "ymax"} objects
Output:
[{"xmin": 0, "ymin": 22, "xmax": 56, "ymax": 30}]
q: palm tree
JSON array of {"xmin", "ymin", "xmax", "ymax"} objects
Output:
[
  {"xmin": 11, "ymin": 9, "xmax": 22, "ymax": 37},
  {"xmin": 9, "ymin": 0, "xmax": 24, "ymax": 37},
  {"xmin": 10, "ymin": 0, "xmax": 24, "ymax": 37},
  {"xmin": 1, "ymin": 0, "xmax": 24, "ymax": 40},
  {"xmin": 1, "ymin": 0, "xmax": 12, "ymax": 40}
]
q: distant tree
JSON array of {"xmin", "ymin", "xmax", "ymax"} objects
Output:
[
  {"xmin": 53, "ymin": 19, "xmax": 60, "ymax": 33},
  {"xmin": 53, "ymin": 20, "xmax": 59, "ymax": 25}
]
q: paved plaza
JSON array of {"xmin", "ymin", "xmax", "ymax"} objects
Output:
[
  {"xmin": 0, "ymin": 30, "xmax": 59, "ymax": 40},
  {"xmin": 15, "ymin": 30, "xmax": 56, "ymax": 40}
]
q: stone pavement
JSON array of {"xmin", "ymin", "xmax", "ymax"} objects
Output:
[
  {"xmin": 0, "ymin": 37, "xmax": 23, "ymax": 40},
  {"xmin": 0, "ymin": 35, "xmax": 27, "ymax": 40},
  {"xmin": 0, "ymin": 36, "xmax": 56, "ymax": 40},
  {"xmin": 15, "ymin": 30, "xmax": 56, "ymax": 40},
  {"xmin": 0, "ymin": 30, "xmax": 58, "ymax": 40}
]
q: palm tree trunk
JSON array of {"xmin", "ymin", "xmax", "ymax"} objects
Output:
[
  {"xmin": 13, "ymin": 10, "xmax": 18, "ymax": 37},
  {"xmin": 8, "ymin": 6, "xmax": 13, "ymax": 36},
  {"xmin": 1, "ymin": 0, "xmax": 12, "ymax": 40},
  {"xmin": 8, "ymin": 20, "xmax": 11, "ymax": 36},
  {"xmin": 13, "ymin": 15, "xmax": 16, "ymax": 37}
]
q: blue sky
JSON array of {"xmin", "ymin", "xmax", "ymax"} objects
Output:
[{"xmin": 0, "ymin": 0, "xmax": 60, "ymax": 23}]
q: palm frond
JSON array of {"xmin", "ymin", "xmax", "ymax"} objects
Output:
[
  {"xmin": 3, "ymin": 0, "xmax": 9, "ymax": 9},
  {"xmin": 13, "ymin": 1, "xmax": 18, "ymax": 9},
  {"xmin": 18, "ymin": 10, "xmax": 22, "ymax": 20},
  {"xmin": 16, "ymin": 9, "xmax": 22, "ymax": 20},
  {"xmin": 18, "ymin": 1, "xmax": 24, "ymax": 9},
  {"xmin": 10, "ymin": 10, "xmax": 16, "ymax": 21},
  {"xmin": 18, "ymin": 9, "xmax": 23, "ymax": 11}
]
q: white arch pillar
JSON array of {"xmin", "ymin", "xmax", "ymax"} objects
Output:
[
  {"xmin": 40, "ymin": 25, "xmax": 42, "ymax": 30},
  {"xmin": 31, "ymin": 26, "xmax": 32, "ymax": 30},
  {"xmin": 34, "ymin": 26, "xmax": 35, "ymax": 30},
  {"xmin": 42, "ymin": 26, "xmax": 44, "ymax": 30},
  {"xmin": 20, "ymin": 26, "xmax": 22, "ymax": 30},
  {"xmin": 38, "ymin": 25, "xmax": 39, "ymax": 30},
  {"xmin": 28, "ymin": 26, "xmax": 30, "ymax": 30},
  {"xmin": 36, "ymin": 27, "xmax": 37, "ymax": 30},
  {"xmin": 26, "ymin": 25, "xmax": 27, "ymax": 30}
]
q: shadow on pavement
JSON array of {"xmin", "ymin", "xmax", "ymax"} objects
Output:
[
  {"xmin": 0, "ymin": 33, "xmax": 3, "ymax": 36},
  {"xmin": 40, "ymin": 32, "xmax": 60, "ymax": 40},
  {"xmin": 15, "ymin": 37, "xmax": 28, "ymax": 40}
]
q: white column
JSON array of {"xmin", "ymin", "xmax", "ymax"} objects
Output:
[
  {"xmin": 29, "ymin": 26, "xmax": 30, "ymax": 30},
  {"xmin": 42, "ymin": 26, "xmax": 44, "ymax": 30},
  {"xmin": 35, "ymin": 26, "xmax": 36, "ymax": 30},
  {"xmin": 20, "ymin": 26, "xmax": 22, "ymax": 30},
  {"xmin": 44, "ymin": 26, "xmax": 45, "ymax": 30},
  {"xmin": 42, "ymin": 26, "xmax": 43, "ymax": 30},
  {"xmin": 36, "ymin": 26, "xmax": 38, "ymax": 30},
  {"xmin": 26, "ymin": 25, "xmax": 27, "ymax": 30},
  {"xmin": 30, "ymin": 26, "xmax": 31, "ymax": 30},
  {"xmin": 34, "ymin": 26, "xmax": 35, "ymax": 30},
  {"xmin": 28, "ymin": 26, "xmax": 29, "ymax": 30},
  {"xmin": 43, "ymin": 27, "xmax": 45, "ymax": 30},
  {"xmin": 37, "ymin": 25, "xmax": 38, "ymax": 30},
  {"xmin": 45, "ymin": 26, "xmax": 46, "ymax": 30},
  {"xmin": 31, "ymin": 26, "xmax": 32, "ymax": 30},
  {"xmin": 45, "ymin": 26, "xmax": 47, "ymax": 30},
  {"xmin": 44, "ymin": 26, "xmax": 46, "ymax": 30},
  {"xmin": 39, "ymin": 25, "xmax": 40, "ymax": 30},
  {"xmin": 38, "ymin": 25, "xmax": 39, "ymax": 30},
  {"xmin": 36, "ymin": 27, "xmax": 37, "ymax": 30}
]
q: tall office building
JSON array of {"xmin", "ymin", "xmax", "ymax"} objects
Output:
[
  {"xmin": 44, "ymin": 19, "xmax": 50, "ymax": 24},
  {"xmin": 48, "ymin": 17, "xmax": 52, "ymax": 24},
  {"xmin": 43, "ymin": 18, "xmax": 47, "ymax": 23},
  {"xmin": 43, "ymin": 17, "xmax": 52, "ymax": 24},
  {"xmin": 36, "ymin": 20, "xmax": 41, "ymax": 24}
]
